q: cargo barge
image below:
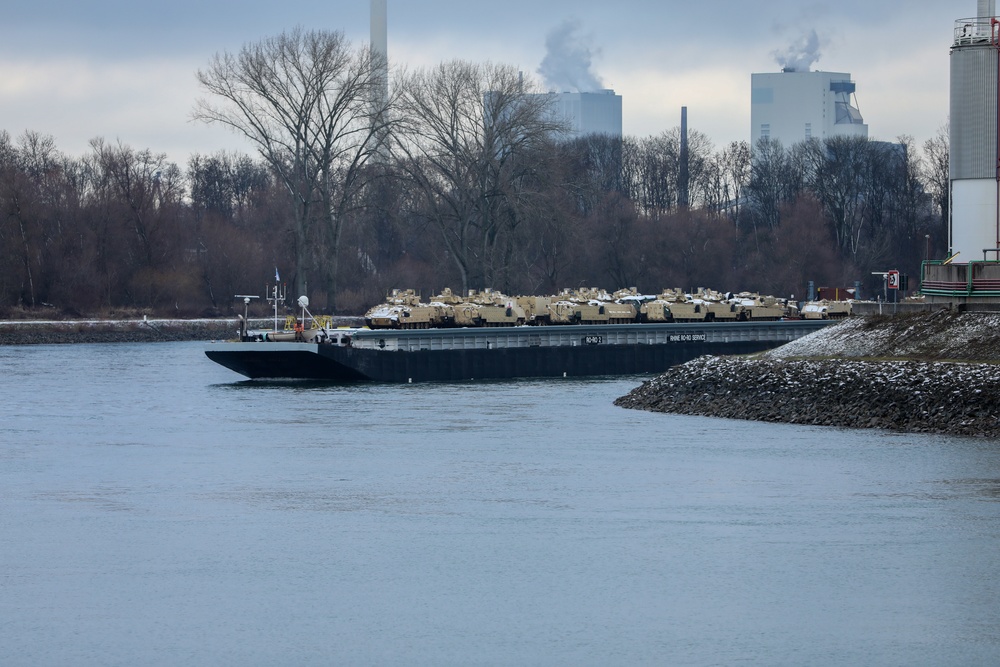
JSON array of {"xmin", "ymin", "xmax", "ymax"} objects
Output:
[{"xmin": 205, "ymin": 320, "xmax": 831, "ymax": 383}]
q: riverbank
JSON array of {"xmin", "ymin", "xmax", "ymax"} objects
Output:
[
  {"xmin": 616, "ymin": 311, "xmax": 1000, "ymax": 438},
  {"xmin": 0, "ymin": 317, "xmax": 363, "ymax": 345}
]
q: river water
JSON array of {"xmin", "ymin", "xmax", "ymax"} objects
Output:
[{"xmin": 2, "ymin": 341, "xmax": 999, "ymax": 666}]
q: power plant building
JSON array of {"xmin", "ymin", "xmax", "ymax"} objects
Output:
[
  {"xmin": 542, "ymin": 90, "xmax": 623, "ymax": 139},
  {"xmin": 750, "ymin": 70, "xmax": 868, "ymax": 148}
]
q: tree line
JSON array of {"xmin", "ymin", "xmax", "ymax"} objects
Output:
[{"xmin": 0, "ymin": 28, "xmax": 948, "ymax": 318}]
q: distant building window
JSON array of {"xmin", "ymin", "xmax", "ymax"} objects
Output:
[
  {"xmin": 761, "ymin": 124, "xmax": 770, "ymax": 139},
  {"xmin": 805, "ymin": 123, "xmax": 812, "ymax": 139}
]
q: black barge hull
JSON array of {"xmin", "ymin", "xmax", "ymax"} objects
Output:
[{"xmin": 206, "ymin": 321, "xmax": 831, "ymax": 383}]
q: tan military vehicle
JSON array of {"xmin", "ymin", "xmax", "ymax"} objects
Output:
[
  {"xmin": 700, "ymin": 290, "xmax": 747, "ymax": 321},
  {"xmin": 730, "ymin": 293, "xmax": 786, "ymax": 321},
  {"xmin": 516, "ymin": 295, "xmax": 554, "ymax": 325},
  {"xmin": 546, "ymin": 299, "xmax": 580, "ymax": 324},
  {"xmin": 802, "ymin": 299, "xmax": 852, "ymax": 320},
  {"xmin": 667, "ymin": 289, "xmax": 711, "ymax": 322},
  {"xmin": 571, "ymin": 300, "xmax": 637, "ymax": 324},
  {"xmin": 543, "ymin": 288, "xmax": 637, "ymax": 325},
  {"xmin": 365, "ymin": 289, "xmax": 447, "ymax": 329},
  {"xmin": 639, "ymin": 289, "xmax": 685, "ymax": 322},
  {"xmin": 465, "ymin": 289, "xmax": 526, "ymax": 327}
]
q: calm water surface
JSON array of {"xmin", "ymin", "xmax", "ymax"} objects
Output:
[{"xmin": 2, "ymin": 342, "xmax": 1000, "ymax": 666}]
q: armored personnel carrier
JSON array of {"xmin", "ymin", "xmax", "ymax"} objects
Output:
[
  {"xmin": 731, "ymin": 293, "xmax": 790, "ymax": 320},
  {"xmin": 543, "ymin": 288, "xmax": 638, "ymax": 325},
  {"xmin": 802, "ymin": 299, "xmax": 852, "ymax": 320},
  {"xmin": 365, "ymin": 289, "xmax": 448, "ymax": 329},
  {"xmin": 466, "ymin": 289, "xmax": 527, "ymax": 327}
]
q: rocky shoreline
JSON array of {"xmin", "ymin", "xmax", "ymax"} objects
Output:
[{"xmin": 616, "ymin": 311, "xmax": 1000, "ymax": 438}]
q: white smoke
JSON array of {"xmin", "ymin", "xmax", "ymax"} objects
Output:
[
  {"xmin": 537, "ymin": 20, "xmax": 604, "ymax": 93},
  {"xmin": 772, "ymin": 29, "xmax": 822, "ymax": 72}
]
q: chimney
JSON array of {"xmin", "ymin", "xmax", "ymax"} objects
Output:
[
  {"xmin": 370, "ymin": 0, "xmax": 389, "ymax": 158},
  {"xmin": 679, "ymin": 107, "xmax": 690, "ymax": 208},
  {"xmin": 370, "ymin": 0, "xmax": 388, "ymax": 104},
  {"xmin": 371, "ymin": 0, "xmax": 387, "ymax": 59},
  {"xmin": 979, "ymin": 0, "xmax": 996, "ymax": 17}
]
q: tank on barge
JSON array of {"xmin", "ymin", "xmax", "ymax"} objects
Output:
[{"xmin": 206, "ymin": 285, "xmax": 835, "ymax": 383}]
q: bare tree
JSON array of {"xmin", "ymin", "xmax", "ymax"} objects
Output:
[
  {"xmin": 89, "ymin": 139, "xmax": 181, "ymax": 266},
  {"xmin": 922, "ymin": 124, "xmax": 949, "ymax": 253},
  {"xmin": 395, "ymin": 60, "xmax": 564, "ymax": 292},
  {"xmin": 560, "ymin": 133, "xmax": 625, "ymax": 215},
  {"xmin": 626, "ymin": 133, "xmax": 676, "ymax": 221},
  {"xmin": 800, "ymin": 135, "xmax": 870, "ymax": 259},
  {"xmin": 711, "ymin": 140, "xmax": 751, "ymax": 225},
  {"xmin": 0, "ymin": 131, "xmax": 80, "ymax": 309},
  {"xmin": 194, "ymin": 27, "xmax": 393, "ymax": 310},
  {"xmin": 622, "ymin": 128, "xmax": 715, "ymax": 219},
  {"xmin": 746, "ymin": 138, "xmax": 796, "ymax": 242}
]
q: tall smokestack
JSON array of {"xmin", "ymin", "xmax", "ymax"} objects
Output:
[
  {"xmin": 979, "ymin": 0, "xmax": 996, "ymax": 18},
  {"xmin": 679, "ymin": 107, "xmax": 690, "ymax": 208},
  {"xmin": 370, "ymin": 0, "xmax": 389, "ymax": 156},
  {"xmin": 371, "ymin": 0, "xmax": 387, "ymax": 59},
  {"xmin": 371, "ymin": 0, "xmax": 388, "ymax": 93}
]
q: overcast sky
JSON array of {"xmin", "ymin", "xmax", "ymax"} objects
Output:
[{"xmin": 0, "ymin": 0, "xmax": 969, "ymax": 164}]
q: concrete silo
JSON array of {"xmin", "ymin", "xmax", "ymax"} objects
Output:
[
  {"xmin": 950, "ymin": 0, "xmax": 999, "ymax": 260},
  {"xmin": 923, "ymin": 0, "xmax": 1000, "ymax": 304}
]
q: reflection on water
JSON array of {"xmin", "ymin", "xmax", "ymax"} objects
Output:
[
  {"xmin": 939, "ymin": 477, "xmax": 1000, "ymax": 500},
  {"xmin": 2, "ymin": 341, "xmax": 1000, "ymax": 666}
]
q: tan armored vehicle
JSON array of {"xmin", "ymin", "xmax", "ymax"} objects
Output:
[
  {"xmin": 365, "ymin": 289, "xmax": 446, "ymax": 329},
  {"xmin": 427, "ymin": 288, "xmax": 465, "ymax": 327},
  {"xmin": 366, "ymin": 303, "xmax": 442, "ymax": 329},
  {"xmin": 667, "ymin": 290, "xmax": 711, "ymax": 322},
  {"xmin": 640, "ymin": 301, "xmax": 667, "ymax": 323},
  {"xmin": 546, "ymin": 299, "xmax": 580, "ymax": 325},
  {"xmin": 802, "ymin": 299, "xmax": 852, "ymax": 320},
  {"xmin": 450, "ymin": 302, "xmax": 483, "ymax": 327},
  {"xmin": 544, "ymin": 288, "xmax": 637, "ymax": 325},
  {"xmin": 466, "ymin": 289, "xmax": 526, "ymax": 327},
  {"xmin": 516, "ymin": 295, "xmax": 554, "ymax": 325},
  {"xmin": 731, "ymin": 293, "xmax": 787, "ymax": 320},
  {"xmin": 615, "ymin": 289, "xmax": 655, "ymax": 319},
  {"xmin": 572, "ymin": 300, "xmax": 637, "ymax": 324},
  {"xmin": 640, "ymin": 289, "xmax": 686, "ymax": 322},
  {"xmin": 700, "ymin": 289, "xmax": 747, "ymax": 321}
]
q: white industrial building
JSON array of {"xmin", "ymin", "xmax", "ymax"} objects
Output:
[
  {"xmin": 750, "ymin": 70, "xmax": 868, "ymax": 148},
  {"xmin": 541, "ymin": 90, "xmax": 623, "ymax": 139}
]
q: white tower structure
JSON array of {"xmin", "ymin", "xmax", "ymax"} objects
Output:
[
  {"xmin": 750, "ymin": 70, "xmax": 868, "ymax": 148},
  {"xmin": 922, "ymin": 0, "xmax": 1000, "ymax": 304},
  {"xmin": 950, "ymin": 0, "xmax": 998, "ymax": 260}
]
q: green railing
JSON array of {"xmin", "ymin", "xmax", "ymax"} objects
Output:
[{"xmin": 921, "ymin": 259, "xmax": 1000, "ymax": 297}]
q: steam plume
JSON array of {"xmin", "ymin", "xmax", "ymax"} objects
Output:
[
  {"xmin": 537, "ymin": 20, "xmax": 604, "ymax": 93},
  {"xmin": 772, "ymin": 29, "xmax": 822, "ymax": 72}
]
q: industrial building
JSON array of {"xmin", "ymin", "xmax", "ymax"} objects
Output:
[
  {"xmin": 922, "ymin": 0, "xmax": 1000, "ymax": 306},
  {"xmin": 369, "ymin": 1, "xmax": 620, "ymax": 142},
  {"xmin": 750, "ymin": 69, "xmax": 868, "ymax": 148},
  {"xmin": 542, "ymin": 89, "xmax": 623, "ymax": 139}
]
